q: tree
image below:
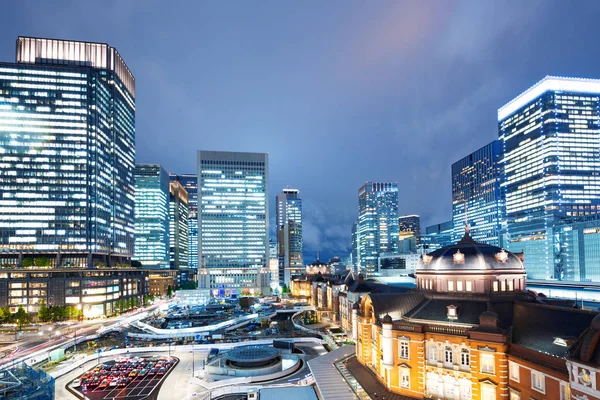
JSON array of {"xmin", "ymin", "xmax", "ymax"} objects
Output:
[
  {"xmin": 22, "ymin": 257, "xmax": 34, "ymax": 268},
  {"xmin": 131, "ymin": 260, "xmax": 142, "ymax": 268},
  {"xmin": 167, "ymin": 285, "xmax": 174, "ymax": 297},
  {"xmin": 180, "ymin": 281, "xmax": 197, "ymax": 290},
  {"xmin": 34, "ymin": 257, "xmax": 51, "ymax": 268},
  {"xmin": 38, "ymin": 300, "xmax": 51, "ymax": 322},
  {"xmin": 14, "ymin": 306, "xmax": 31, "ymax": 331}
]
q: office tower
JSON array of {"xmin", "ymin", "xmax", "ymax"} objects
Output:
[
  {"xmin": 0, "ymin": 37, "xmax": 147, "ymax": 317},
  {"xmin": 554, "ymin": 215, "xmax": 600, "ymax": 282},
  {"xmin": 356, "ymin": 182, "xmax": 399, "ymax": 276},
  {"xmin": 170, "ymin": 174, "xmax": 198, "ymax": 271},
  {"xmin": 0, "ymin": 37, "xmax": 136, "ymax": 268},
  {"xmin": 499, "ymin": 76, "xmax": 600, "ymax": 280},
  {"xmin": 398, "ymin": 215, "xmax": 421, "ymax": 237},
  {"xmin": 451, "ymin": 140, "xmax": 503, "ymax": 246},
  {"xmin": 169, "ymin": 180, "xmax": 189, "ymax": 278},
  {"xmin": 420, "ymin": 221, "xmax": 453, "ymax": 253},
  {"xmin": 134, "ymin": 165, "xmax": 170, "ymax": 268},
  {"xmin": 398, "ymin": 214, "xmax": 420, "ymax": 252},
  {"xmin": 276, "ymin": 188, "xmax": 304, "ymax": 285},
  {"xmin": 197, "ymin": 151, "xmax": 270, "ymax": 296}
]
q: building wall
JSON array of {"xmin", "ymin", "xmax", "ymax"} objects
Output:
[
  {"xmin": 276, "ymin": 189, "xmax": 303, "ymax": 286},
  {"xmin": 172, "ymin": 174, "xmax": 199, "ymax": 270},
  {"xmin": 0, "ymin": 38, "xmax": 136, "ymax": 265},
  {"xmin": 134, "ymin": 164, "xmax": 170, "ymax": 268},
  {"xmin": 197, "ymin": 151, "xmax": 269, "ymax": 289},
  {"xmin": 452, "ymin": 140, "xmax": 503, "ymax": 246},
  {"xmin": 507, "ymin": 352, "xmax": 570, "ymax": 400},
  {"xmin": 499, "ymin": 77, "xmax": 600, "ymax": 280}
]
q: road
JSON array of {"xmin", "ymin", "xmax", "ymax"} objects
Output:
[{"xmin": 0, "ymin": 301, "xmax": 169, "ymax": 370}]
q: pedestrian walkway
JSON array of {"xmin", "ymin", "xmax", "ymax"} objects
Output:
[{"xmin": 344, "ymin": 357, "xmax": 418, "ymax": 400}]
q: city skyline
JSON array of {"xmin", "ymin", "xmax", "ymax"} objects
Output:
[{"xmin": 2, "ymin": 2, "xmax": 598, "ymax": 262}]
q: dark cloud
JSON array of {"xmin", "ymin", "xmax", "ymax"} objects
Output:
[{"xmin": 2, "ymin": 1, "xmax": 600, "ymax": 262}]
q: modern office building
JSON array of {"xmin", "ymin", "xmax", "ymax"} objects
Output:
[
  {"xmin": 398, "ymin": 214, "xmax": 420, "ymax": 252},
  {"xmin": 269, "ymin": 239, "xmax": 279, "ymax": 288},
  {"xmin": 0, "ymin": 37, "xmax": 136, "ymax": 269},
  {"xmin": 377, "ymin": 252, "xmax": 420, "ymax": 276},
  {"xmin": 169, "ymin": 180, "xmax": 189, "ymax": 281},
  {"xmin": 553, "ymin": 215, "xmax": 600, "ymax": 282},
  {"xmin": 499, "ymin": 76, "xmax": 600, "ymax": 280},
  {"xmin": 276, "ymin": 188, "xmax": 304, "ymax": 285},
  {"xmin": 197, "ymin": 151, "xmax": 270, "ymax": 296},
  {"xmin": 134, "ymin": 164, "xmax": 170, "ymax": 269},
  {"xmin": 351, "ymin": 220, "xmax": 359, "ymax": 273},
  {"xmin": 356, "ymin": 182, "xmax": 399, "ymax": 276},
  {"xmin": 170, "ymin": 174, "xmax": 198, "ymax": 271},
  {"xmin": 452, "ymin": 140, "xmax": 503, "ymax": 246},
  {"xmin": 398, "ymin": 215, "xmax": 421, "ymax": 237},
  {"xmin": 420, "ymin": 220, "xmax": 453, "ymax": 253}
]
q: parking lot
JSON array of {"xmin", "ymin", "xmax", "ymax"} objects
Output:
[{"xmin": 70, "ymin": 355, "xmax": 178, "ymax": 400}]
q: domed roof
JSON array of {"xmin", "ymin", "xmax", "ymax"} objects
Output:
[{"xmin": 417, "ymin": 229, "xmax": 524, "ymax": 272}]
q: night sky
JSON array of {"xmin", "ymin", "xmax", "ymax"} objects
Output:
[{"xmin": 2, "ymin": 1, "xmax": 600, "ymax": 263}]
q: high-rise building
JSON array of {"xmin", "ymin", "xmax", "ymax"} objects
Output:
[
  {"xmin": 499, "ymin": 76, "xmax": 600, "ymax": 280},
  {"xmin": 134, "ymin": 165, "xmax": 170, "ymax": 269},
  {"xmin": 398, "ymin": 214, "xmax": 420, "ymax": 252},
  {"xmin": 0, "ymin": 37, "xmax": 136, "ymax": 268},
  {"xmin": 0, "ymin": 37, "xmax": 146, "ymax": 317},
  {"xmin": 451, "ymin": 140, "xmax": 503, "ymax": 246},
  {"xmin": 276, "ymin": 188, "xmax": 304, "ymax": 285},
  {"xmin": 170, "ymin": 174, "xmax": 198, "ymax": 271},
  {"xmin": 553, "ymin": 215, "xmax": 600, "ymax": 282},
  {"xmin": 269, "ymin": 238, "xmax": 279, "ymax": 288},
  {"xmin": 197, "ymin": 151, "xmax": 270, "ymax": 296},
  {"xmin": 169, "ymin": 180, "xmax": 189, "ymax": 278},
  {"xmin": 420, "ymin": 221, "xmax": 453, "ymax": 253},
  {"xmin": 356, "ymin": 182, "xmax": 399, "ymax": 276}
]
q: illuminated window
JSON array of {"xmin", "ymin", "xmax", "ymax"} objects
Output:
[
  {"xmin": 457, "ymin": 281, "xmax": 463, "ymax": 291},
  {"xmin": 509, "ymin": 361, "xmax": 519, "ymax": 381},
  {"xmin": 466, "ymin": 281, "xmax": 472, "ymax": 292},
  {"xmin": 531, "ymin": 371, "xmax": 545, "ymax": 393},
  {"xmin": 480, "ymin": 353, "xmax": 495, "ymax": 374}
]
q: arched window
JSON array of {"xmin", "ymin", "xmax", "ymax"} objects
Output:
[
  {"xmin": 445, "ymin": 346, "xmax": 453, "ymax": 364},
  {"xmin": 461, "ymin": 348, "xmax": 470, "ymax": 367}
]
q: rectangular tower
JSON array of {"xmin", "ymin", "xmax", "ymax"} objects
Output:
[
  {"xmin": 169, "ymin": 180, "xmax": 189, "ymax": 281},
  {"xmin": 0, "ymin": 37, "xmax": 135, "ymax": 268},
  {"xmin": 451, "ymin": 140, "xmax": 503, "ymax": 246},
  {"xmin": 170, "ymin": 174, "xmax": 198, "ymax": 272},
  {"xmin": 498, "ymin": 76, "xmax": 600, "ymax": 280},
  {"xmin": 421, "ymin": 221, "xmax": 453, "ymax": 253},
  {"xmin": 197, "ymin": 151, "xmax": 269, "ymax": 296},
  {"xmin": 357, "ymin": 182, "xmax": 399, "ymax": 276},
  {"xmin": 276, "ymin": 188, "xmax": 304, "ymax": 285},
  {"xmin": 134, "ymin": 165, "xmax": 170, "ymax": 269}
]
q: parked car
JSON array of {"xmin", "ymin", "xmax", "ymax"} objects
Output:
[
  {"xmin": 98, "ymin": 379, "xmax": 109, "ymax": 389},
  {"xmin": 72, "ymin": 379, "xmax": 81, "ymax": 388},
  {"xmin": 138, "ymin": 369, "xmax": 148, "ymax": 377}
]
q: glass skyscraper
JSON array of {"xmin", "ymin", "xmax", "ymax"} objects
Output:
[
  {"xmin": 197, "ymin": 151, "xmax": 270, "ymax": 296},
  {"xmin": 0, "ymin": 37, "xmax": 135, "ymax": 268},
  {"xmin": 356, "ymin": 182, "xmax": 399, "ymax": 276},
  {"xmin": 169, "ymin": 180, "xmax": 189, "ymax": 272},
  {"xmin": 276, "ymin": 188, "xmax": 303, "ymax": 285},
  {"xmin": 451, "ymin": 140, "xmax": 503, "ymax": 246},
  {"xmin": 171, "ymin": 174, "xmax": 198, "ymax": 271},
  {"xmin": 134, "ymin": 164, "xmax": 170, "ymax": 269},
  {"xmin": 398, "ymin": 214, "xmax": 420, "ymax": 252},
  {"xmin": 420, "ymin": 221, "xmax": 453, "ymax": 253},
  {"xmin": 499, "ymin": 76, "xmax": 600, "ymax": 280}
]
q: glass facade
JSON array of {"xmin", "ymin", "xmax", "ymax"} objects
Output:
[
  {"xmin": 172, "ymin": 174, "xmax": 198, "ymax": 270},
  {"xmin": 1, "ymin": 362, "xmax": 54, "ymax": 400},
  {"xmin": 0, "ymin": 37, "xmax": 135, "ymax": 267},
  {"xmin": 133, "ymin": 164, "xmax": 169, "ymax": 268},
  {"xmin": 357, "ymin": 182, "xmax": 399, "ymax": 276},
  {"xmin": 554, "ymin": 215, "xmax": 600, "ymax": 282},
  {"xmin": 169, "ymin": 180, "xmax": 189, "ymax": 271},
  {"xmin": 398, "ymin": 214, "xmax": 420, "ymax": 252},
  {"xmin": 499, "ymin": 76, "xmax": 600, "ymax": 280},
  {"xmin": 276, "ymin": 188, "xmax": 303, "ymax": 285},
  {"xmin": 451, "ymin": 140, "xmax": 503, "ymax": 246},
  {"xmin": 197, "ymin": 151, "xmax": 269, "ymax": 291},
  {"xmin": 420, "ymin": 221, "xmax": 453, "ymax": 253}
]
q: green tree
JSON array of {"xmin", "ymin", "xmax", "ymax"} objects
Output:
[
  {"xmin": 22, "ymin": 257, "xmax": 34, "ymax": 268},
  {"xmin": 180, "ymin": 281, "xmax": 197, "ymax": 290},
  {"xmin": 38, "ymin": 300, "xmax": 51, "ymax": 322},
  {"xmin": 14, "ymin": 306, "xmax": 31, "ymax": 331},
  {"xmin": 35, "ymin": 256, "xmax": 51, "ymax": 268},
  {"xmin": 167, "ymin": 285, "xmax": 174, "ymax": 297},
  {"xmin": 131, "ymin": 260, "xmax": 142, "ymax": 268}
]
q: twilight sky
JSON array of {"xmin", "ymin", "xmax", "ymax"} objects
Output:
[{"xmin": 2, "ymin": 1, "xmax": 600, "ymax": 262}]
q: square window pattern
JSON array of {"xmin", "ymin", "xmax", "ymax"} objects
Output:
[
  {"xmin": 531, "ymin": 371, "xmax": 545, "ymax": 393},
  {"xmin": 480, "ymin": 353, "xmax": 495, "ymax": 374}
]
